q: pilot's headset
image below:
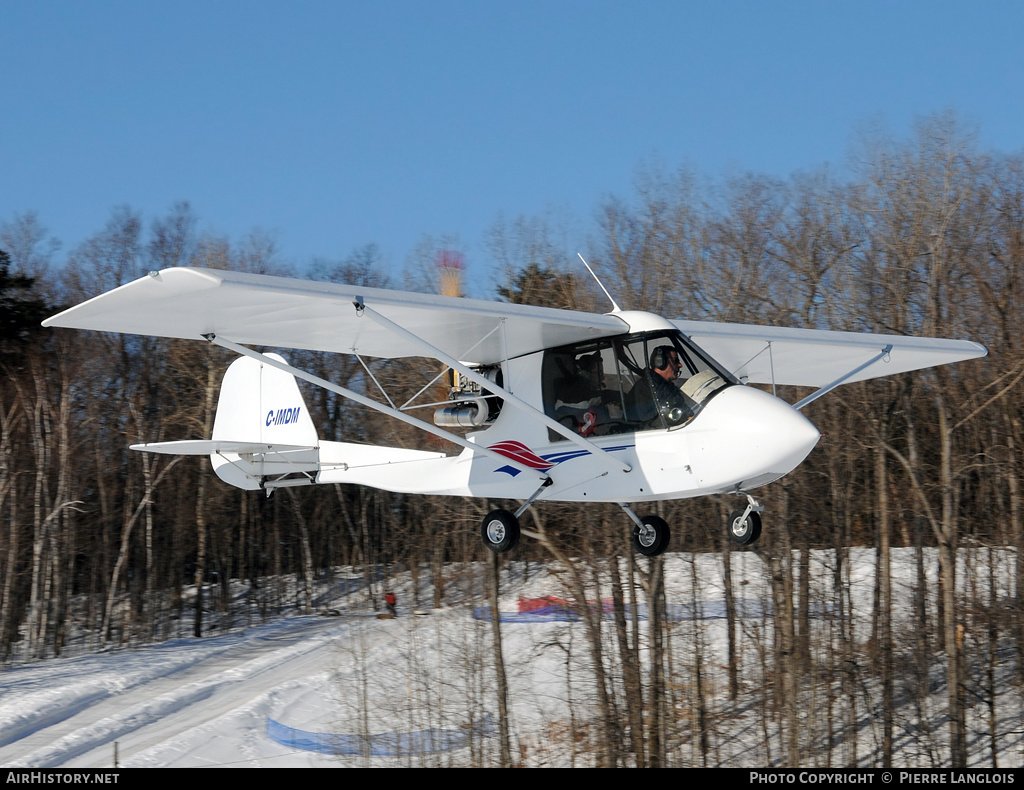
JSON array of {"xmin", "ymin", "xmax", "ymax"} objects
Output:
[{"xmin": 651, "ymin": 346, "xmax": 672, "ymax": 371}]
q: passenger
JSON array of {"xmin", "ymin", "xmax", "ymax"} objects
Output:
[{"xmin": 554, "ymin": 354, "xmax": 615, "ymax": 435}]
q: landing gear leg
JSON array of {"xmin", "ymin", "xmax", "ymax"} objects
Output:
[
  {"xmin": 620, "ymin": 503, "xmax": 671, "ymax": 557},
  {"xmin": 480, "ymin": 478, "xmax": 551, "ymax": 554},
  {"xmin": 727, "ymin": 492, "xmax": 764, "ymax": 546}
]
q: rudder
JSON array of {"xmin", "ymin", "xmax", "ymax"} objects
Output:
[{"xmin": 212, "ymin": 352, "xmax": 317, "ymax": 447}]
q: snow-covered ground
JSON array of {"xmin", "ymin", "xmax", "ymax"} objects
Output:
[{"xmin": 1, "ymin": 549, "xmax": 1022, "ymax": 768}]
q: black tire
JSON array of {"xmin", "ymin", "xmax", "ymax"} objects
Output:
[
  {"xmin": 727, "ymin": 509, "xmax": 762, "ymax": 546},
  {"xmin": 481, "ymin": 509, "xmax": 520, "ymax": 554},
  {"xmin": 633, "ymin": 515, "xmax": 671, "ymax": 556}
]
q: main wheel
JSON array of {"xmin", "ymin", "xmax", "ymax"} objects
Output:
[
  {"xmin": 633, "ymin": 515, "xmax": 671, "ymax": 556},
  {"xmin": 727, "ymin": 509, "xmax": 762, "ymax": 546},
  {"xmin": 481, "ymin": 509, "xmax": 520, "ymax": 554}
]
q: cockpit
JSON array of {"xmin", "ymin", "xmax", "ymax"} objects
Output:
[{"xmin": 541, "ymin": 329, "xmax": 738, "ymax": 439}]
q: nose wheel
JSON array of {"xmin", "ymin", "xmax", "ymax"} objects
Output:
[{"xmin": 727, "ymin": 493, "xmax": 764, "ymax": 546}]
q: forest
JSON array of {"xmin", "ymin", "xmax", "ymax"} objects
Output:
[{"xmin": 2, "ymin": 116, "xmax": 1023, "ymax": 767}]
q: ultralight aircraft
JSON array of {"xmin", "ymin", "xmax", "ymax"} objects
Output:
[{"xmin": 44, "ymin": 266, "xmax": 987, "ymax": 556}]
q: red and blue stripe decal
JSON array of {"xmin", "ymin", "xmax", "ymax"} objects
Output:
[
  {"xmin": 488, "ymin": 441, "xmax": 556, "ymax": 471},
  {"xmin": 488, "ymin": 440, "xmax": 633, "ymax": 477}
]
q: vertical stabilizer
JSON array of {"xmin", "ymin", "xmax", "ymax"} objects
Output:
[{"xmin": 212, "ymin": 352, "xmax": 318, "ymax": 447}]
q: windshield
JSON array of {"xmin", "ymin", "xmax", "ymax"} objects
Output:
[{"xmin": 542, "ymin": 330, "xmax": 735, "ymax": 439}]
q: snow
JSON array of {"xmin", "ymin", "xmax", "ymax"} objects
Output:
[{"xmin": 0, "ymin": 549, "xmax": 1021, "ymax": 768}]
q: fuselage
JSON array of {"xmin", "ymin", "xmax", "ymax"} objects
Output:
[{"xmin": 315, "ymin": 311, "xmax": 821, "ymax": 504}]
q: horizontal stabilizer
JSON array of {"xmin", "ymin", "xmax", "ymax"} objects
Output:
[
  {"xmin": 130, "ymin": 440, "xmax": 317, "ymax": 456},
  {"xmin": 131, "ymin": 436, "xmax": 449, "ymax": 491}
]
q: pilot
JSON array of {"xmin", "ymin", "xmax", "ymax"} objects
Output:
[{"xmin": 627, "ymin": 345, "xmax": 696, "ymax": 428}]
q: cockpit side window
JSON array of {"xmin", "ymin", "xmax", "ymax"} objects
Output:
[{"xmin": 543, "ymin": 341, "xmax": 632, "ymax": 439}]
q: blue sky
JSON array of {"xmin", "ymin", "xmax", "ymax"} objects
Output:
[{"xmin": 3, "ymin": 1, "xmax": 1023, "ymax": 294}]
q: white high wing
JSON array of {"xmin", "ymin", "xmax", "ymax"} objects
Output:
[{"xmin": 44, "ymin": 267, "xmax": 987, "ymax": 555}]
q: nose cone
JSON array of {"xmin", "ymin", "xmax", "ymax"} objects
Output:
[{"xmin": 688, "ymin": 385, "xmax": 820, "ymax": 491}]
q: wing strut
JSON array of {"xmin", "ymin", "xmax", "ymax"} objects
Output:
[
  {"xmin": 203, "ymin": 334, "xmax": 550, "ymax": 483},
  {"xmin": 793, "ymin": 344, "xmax": 893, "ymax": 411},
  {"xmin": 356, "ymin": 303, "xmax": 633, "ymax": 475}
]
